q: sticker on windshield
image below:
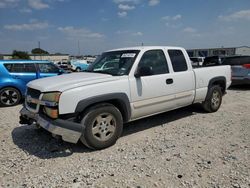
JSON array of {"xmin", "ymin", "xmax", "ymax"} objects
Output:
[{"xmin": 121, "ymin": 53, "xmax": 136, "ymax": 58}]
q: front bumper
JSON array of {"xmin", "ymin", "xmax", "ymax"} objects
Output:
[{"xmin": 20, "ymin": 107, "xmax": 82, "ymax": 143}]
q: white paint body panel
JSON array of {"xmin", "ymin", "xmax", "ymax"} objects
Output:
[{"xmin": 26, "ymin": 46, "xmax": 231, "ymax": 121}]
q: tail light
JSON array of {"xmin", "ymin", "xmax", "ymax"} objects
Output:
[{"xmin": 242, "ymin": 64, "xmax": 250, "ymax": 69}]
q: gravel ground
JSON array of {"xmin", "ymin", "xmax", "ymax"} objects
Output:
[{"xmin": 0, "ymin": 86, "xmax": 249, "ymax": 188}]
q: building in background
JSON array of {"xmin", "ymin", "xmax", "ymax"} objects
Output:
[
  {"xmin": 0, "ymin": 54, "xmax": 69, "ymax": 63},
  {"xmin": 187, "ymin": 46, "xmax": 250, "ymax": 57}
]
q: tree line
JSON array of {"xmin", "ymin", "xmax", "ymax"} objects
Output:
[{"xmin": 11, "ymin": 48, "xmax": 49, "ymax": 59}]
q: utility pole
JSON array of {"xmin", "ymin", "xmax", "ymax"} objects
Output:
[
  {"xmin": 78, "ymin": 40, "xmax": 80, "ymax": 56},
  {"xmin": 38, "ymin": 41, "xmax": 41, "ymax": 60}
]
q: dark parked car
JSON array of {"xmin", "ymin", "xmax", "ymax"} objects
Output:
[
  {"xmin": 203, "ymin": 56, "xmax": 250, "ymax": 85},
  {"xmin": 0, "ymin": 60, "xmax": 63, "ymax": 107}
]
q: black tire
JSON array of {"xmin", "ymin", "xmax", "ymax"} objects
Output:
[
  {"xmin": 202, "ymin": 85, "xmax": 222, "ymax": 113},
  {"xmin": 80, "ymin": 103, "xmax": 123, "ymax": 150},
  {"xmin": 0, "ymin": 87, "xmax": 21, "ymax": 107},
  {"xmin": 76, "ymin": 67, "xmax": 81, "ymax": 72}
]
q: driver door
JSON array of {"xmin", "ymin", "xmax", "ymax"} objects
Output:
[{"xmin": 129, "ymin": 49, "xmax": 177, "ymax": 119}]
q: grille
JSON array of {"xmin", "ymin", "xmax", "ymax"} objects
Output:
[
  {"xmin": 26, "ymin": 87, "xmax": 41, "ymax": 111},
  {"xmin": 26, "ymin": 87, "xmax": 41, "ymax": 99}
]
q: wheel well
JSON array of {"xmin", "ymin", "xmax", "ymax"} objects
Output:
[
  {"xmin": 0, "ymin": 86, "xmax": 22, "ymax": 96},
  {"xmin": 208, "ymin": 77, "xmax": 226, "ymax": 94},
  {"xmin": 79, "ymin": 99, "xmax": 129, "ymax": 123},
  {"xmin": 75, "ymin": 93, "xmax": 131, "ymax": 123},
  {"xmin": 211, "ymin": 80, "xmax": 226, "ymax": 94}
]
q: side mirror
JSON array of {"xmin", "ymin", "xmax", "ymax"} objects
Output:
[{"xmin": 135, "ymin": 66, "xmax": 153, "ymax": 78}]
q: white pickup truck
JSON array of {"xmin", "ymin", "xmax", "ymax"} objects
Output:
[{"xmin": 20, "ymin": 46, "xmax": 231, "ymax": 149}]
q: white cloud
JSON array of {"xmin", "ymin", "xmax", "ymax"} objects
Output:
[
  {"xmin": 118, "ymin": 11, "xmax": 127, "ymax": 17},
  {"xmin": 219, "ymin": 9, "xmax": 250, "ymax": 21},
  {"xmin": 4, "ymin": 20, "xmax": 49, "ymax": 31},
  {"xmin": 116, "ymin": 30, "xmax": 130, "ymax": 34},
  {"xmin": 172, "ymin": 14, "xmax": 182, "ymax": 20},
  {"xmin": 0, "ymin": 0, "xmax": 19, "ymax": 8},
  {"xmin": 113, "ymin": 0, "xmax": 140, "ymax": 4},
  {"xmin": 183, "ymin": 27, "xmax": 197, "ymax": 33},
  {"xmin": 148, "ymin": 0, "xmax": 159, "ymax": 6},
  {"xmin": 19, "ymin": 8, "xmax": 32, "ymax": 13},
  {"xmin": 162, "ymin": 14, "xmax": 182, "ymax": 21},
  {"xmin": 0, "ymin": 2, "xmax": 6, "ymax": 8},
  {"xmin": 132, "ymin": 32, "xmax": 143, "ymax": 36},
  {"xmin": 118, "ymin": 4, "xmax": 135, "ymax": 11},
  {"xmin": 58, "ymin": 26, "xmax": 104, "ymax": 38},
  {"xmin": 28, "ymin": 0, "xmax": 49, "ymax": 10}
]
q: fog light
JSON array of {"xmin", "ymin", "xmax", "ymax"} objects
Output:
[{"xmin": 44, "ymin": 107, "xmax": 58, "ymax": 119}]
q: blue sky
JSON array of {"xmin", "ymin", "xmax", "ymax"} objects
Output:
[{"xmin": 0, "ymin": 0, "xmax": 250, "ymax": 55}]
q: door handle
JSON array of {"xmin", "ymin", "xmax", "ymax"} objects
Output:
[{"xmin": 166, "ymin": 78, "xmax": 173, "ymax": 84}]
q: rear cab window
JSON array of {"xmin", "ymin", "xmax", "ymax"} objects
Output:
[{"xmin": 168, "ymin": 50, "xmax": 188, "ymax": 72}]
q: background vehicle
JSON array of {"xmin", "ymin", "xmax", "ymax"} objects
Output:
[
  {"xmin": 20, "ymin": 46, "xmax": 231, "ymax": 150},
  {"xmin": 0, "ymin": 60, "xmax": 63, "ymax": 107},
  {"xmin": 56, "ymin": 61, "xmax": 71, "ymax": 71},
  {"xmin": 223, "ymin": 56, "xmax": 250, "ymax": 85},
  {"xmin": 70, "ymin": 60, "xmax": 89, "ymax": 72},
  {"xmin": 190, "ymin": 57, "xmax": 205, "ymax": 67},
  {"xmin": 203, "ymin": 55, "xmax": 250, "ymax": 85}
]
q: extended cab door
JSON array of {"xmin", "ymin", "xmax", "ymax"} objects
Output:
[
  {"xmin": 166, "ymin": 49, "xmax": 195, "ymax": 107},
  {"xmin": 129, "ymin": 49, "xmax": 178, "ymax": 119},
  {"xmin": 129, "ymin": 48, "xmax": 196, "ymax": 120}
]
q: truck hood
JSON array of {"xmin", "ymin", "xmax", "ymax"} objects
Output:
[{"xmin": 27, "ymin": 72, "xmax": 119, "ymax": 92}]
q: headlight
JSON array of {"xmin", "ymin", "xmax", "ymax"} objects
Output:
[
  {"xmin": 42, "ymin": 92, "xmax": 61, "ymax": 119},
  {"xmin": 42, "ymin": 92, "xmax": 61, "ymax": 102}
]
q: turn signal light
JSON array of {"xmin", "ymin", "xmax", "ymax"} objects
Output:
[{"xmin": 44, "ymin": 107, "xmax": 58, "ymax": 119}]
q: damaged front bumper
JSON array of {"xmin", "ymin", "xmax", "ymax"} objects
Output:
[{"xmin": 19, "ymin": 107, "xmax": 82, "ymax": 143}]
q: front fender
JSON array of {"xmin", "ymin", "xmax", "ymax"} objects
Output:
[{"xmin": 75, "ymin": 93, "xmax": 131, "ymax": 122}]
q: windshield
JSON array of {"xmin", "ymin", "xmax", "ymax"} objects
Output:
[{"xmin": 87, "ymin": 50, "xmax": 140, "ymax": 76}]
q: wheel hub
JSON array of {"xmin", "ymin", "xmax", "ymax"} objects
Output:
[{"xmin": 92, "ymin": 113, "xmax": 116, "ymax": 141}]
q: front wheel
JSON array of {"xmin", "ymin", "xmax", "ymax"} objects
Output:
[
  {"xmin": 0, "ymin": 87, "xmax": 21, "ymax": 107},
  {"xmin": 202, "ymin": 85, "xmax": 222, "ymax": 113},
  {"xmin": 80, "ymin": 104, "xmax": 123, "ymax": 150}
]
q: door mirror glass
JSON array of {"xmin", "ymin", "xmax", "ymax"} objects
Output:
[{"xmin": 135, "ymin": 66, "xmax": 153, "ymax": 78}]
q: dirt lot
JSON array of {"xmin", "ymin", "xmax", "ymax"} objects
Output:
[{"xmin": 0, "ymin": 86, "xmax": 249, "ymax": 188}]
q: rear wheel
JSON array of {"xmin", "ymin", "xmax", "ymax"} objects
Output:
[
  {"xmin": 80, "ymin": 104, "xmax": 123, "ymax": 150},
  {"xmin": 0, "ymin": 87, "xmax": 21, "ymax": 107},
  {"xmin": 202, "ymin": 85, "xmax": 222, "ymax": 112},
  {"xmin": 76, "ymin": 67, "xmax": 81, "ymax": 72}
]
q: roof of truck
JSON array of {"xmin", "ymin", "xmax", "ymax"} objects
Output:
[{"xmin": 107, "ymin": 46, "xmax": 184, "ymax": 52}]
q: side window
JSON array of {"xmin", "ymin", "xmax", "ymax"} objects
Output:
[
  {"xmin": 3, "ymin": 64, "xmax": 13, "ymax": 72},
  {"xmin": 4, "ymin": 63, "xmax": 36, "ymax": 73},
  {"xmin": 23, "ymin": 63, "xmax": 36, "ymax": 73},
  {"xmin": 168, "ymin": 50, "xmax": 188, "ymax": 72},
  {"xmin": 5, "ymin": 63, "xmax": 36, "ymax": 73},
  {"xmin": 11, "ymin": 64, "xmax": 25, "ymax": 72},
  {"xmin": 138, "ymin": 50, "xmax": 169, "ymax": 75},
  {"xmin": 38, "ymin": 63, "xmax": 59, "ymax": 73}
]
